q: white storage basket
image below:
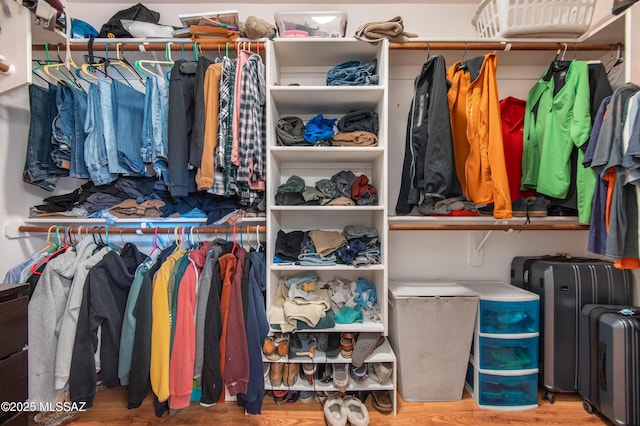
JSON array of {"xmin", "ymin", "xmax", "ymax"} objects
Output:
[{"xmin": 472, "ymin": 0, "xmax": 596, "ymax": 39}]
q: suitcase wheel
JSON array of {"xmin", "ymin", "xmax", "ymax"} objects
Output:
[
  {"xmin": 582, "ymin": 400, "xmax": 595, "ymax": 414},
  {"xmin": 542, "ymin": 389, "xmax": 555, "ymax": 404}
]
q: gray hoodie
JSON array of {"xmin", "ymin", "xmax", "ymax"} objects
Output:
[{"xmin": 28, "ymin": 236, "xmax": 97, "ymax": 405}]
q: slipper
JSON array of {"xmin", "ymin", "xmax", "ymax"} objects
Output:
[
  {"xmin": 371, "ymin": 390, "xmax": 393, "ymax": 413},
  {"xmin": 351, "ymin": 332, "xmax": 382, "ymax": 368},
  {"xmin": 343, "ymin": 394, "xmax": 370, "ymax": 426},
  {"xmin": 333, "ymin": 363, "xmax": 350, "ymax": 393},
  {"xmin": 323, "ymin": 394, "xmax": 348, "ymax": 426}
]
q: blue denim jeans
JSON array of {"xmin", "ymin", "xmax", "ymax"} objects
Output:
[
  {"xmin": 326, "ymin": 58, "xmax": 379, "ymax": 86},
  {"xmin": 51, "ymin": 84, "xmax": 73, "ymax": 170},
  {"xmin": 141, "ymin": 75, "xmax": 169, "ymax": 180},
  {"xmin": 98, "ymin": 79, "xmax": 129, "ymax": 174},
  {"xmin": 85, "ymin": 83, "xmax": 117, "ymax": 185},
  {"xmin": 70, "ymin": 86, "xmax": 91, "ymax": 178},
  {"xmin": 111, "ymin": 79, "xmax": 146, "ymax": 175},
  {"xmin": 23, "ymin": 84, "xmax": 67, "ymax": 191}
]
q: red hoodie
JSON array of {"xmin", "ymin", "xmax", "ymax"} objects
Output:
[
  {"xmin": 169, "ymin": 243, "xmax": 209, "ymax": 409},
  {"xmin": 224, "ymin": 247, "xmax": 249, "ymax": 395}
]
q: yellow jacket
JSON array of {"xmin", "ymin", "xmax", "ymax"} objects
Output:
[
  {"xmin": 150, "ymin": 248, "xmax": 186, "ymax": 403},
  {"xmin": 447, "ymin": 53, "xmax": 512, "ymax": 219}
]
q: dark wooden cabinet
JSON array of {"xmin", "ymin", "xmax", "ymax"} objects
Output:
[{"xmin": 0, "ymin": 284, "xmax": 29, "ymax": 426}]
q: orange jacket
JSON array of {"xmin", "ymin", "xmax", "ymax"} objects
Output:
[{"xmin": 447, "ymin": 53, "xmax": 512, "ymax": 219}]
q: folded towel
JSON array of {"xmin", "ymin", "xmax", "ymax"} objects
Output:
[{"xmin": 354, "ymin": 16, "xmax": 418, "ymax": 43}]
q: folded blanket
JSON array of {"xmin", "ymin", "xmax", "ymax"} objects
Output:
[{"xmin": 354, "ymin": 16, "xmax": 418, "ymax": 43}]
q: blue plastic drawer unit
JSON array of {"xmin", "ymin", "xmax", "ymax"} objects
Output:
[
  {"xmin": 477, "ymin": 371, "xmax": 538, "ymax": 407},
  {"xmin": 466, "ymin": 362, "xmax": 474, "ymax": 389},
  {"xmin": 479, "ymin": 299, "xmax": 539, "ymax": 334},
  {"xmin": 478, "ymin": 335, "xmax": 538, "ymax": 370}
]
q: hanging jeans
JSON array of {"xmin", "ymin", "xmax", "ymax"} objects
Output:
[
  {"xmin": 84, "ymin": 83, "xmax": 117, "ymax": 185},
  {"xmin": 112, "ymin": 79, "xmax": 146, "ymax": 176},
  {"xmin": 23, "ymin": 83, "xmax": 68, "ymax": 191},
  {"xmin": 51, "ymin": 84, "xmax": 73, "ymax": 170},
  {"xmin": 70, "ymin": 86, "xmax": 91, "ymax": 179},
  {"xmin": 141, "ymin": 75, "xmax": 169, "ymax": 182}
]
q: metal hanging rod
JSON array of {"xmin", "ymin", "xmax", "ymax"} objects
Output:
[
  {"xmin": 389, "ymin": 223, "xmax": 589, "ymax": 231},
  {"xmin": 32, "ymin": 40, "xmax": 622, "ymax": 52},
  {"xmin": 389, "ymin": 41, "xmax": 622, "ymax": 51},
  {"xmin": 32, "ymin": 41, "xmax": 266, "ymax": 52},
  {"xmin": 18, "ymin": 224, "xmax": 265, "ymax": 235}
]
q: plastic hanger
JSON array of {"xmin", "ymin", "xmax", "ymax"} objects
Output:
[
  {"xmin": 106, "ymin": 43, "xmax": 145, "ymax": 88},
  {"xmin": 256, "ymin": 225, "xmax": 263, "ymax": 252},
  {"xmin": 148, "ymin": 227, "xmax": 161, "ymax": 258},
  {"xmin": 135, "ymin": 42, "xmax": 175, "ymax": 79},
  {"xmin": 104, "ymin": 226, "xmax": 120, "ymax": 252},
  {"xmin": 30, "ymin": 226, "xmax": 68, "ymax": 275}
]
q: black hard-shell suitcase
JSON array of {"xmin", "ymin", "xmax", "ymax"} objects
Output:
[
  {"xmin": 579, "ymin": 304, "xmax": 640, "ymax": 426},
  {"xmin": 509, "ymin": 256, "xmax": 633, "ymax": 403}
]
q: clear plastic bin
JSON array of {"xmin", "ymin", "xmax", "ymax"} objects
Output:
[
  {"xmin": 478, "ymin": 335, "xmax": 538, "ymax": 370},
  {"xmin": 275, "ymin": 11, "xmax": 347, "ymax": 38}
]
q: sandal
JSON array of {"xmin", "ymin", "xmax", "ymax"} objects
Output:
[
  {"xmin": 371, "ymin": 390, "xmax": 393, "ymax": 413},
  {"xmin": 340, "ymin": 332, "xmax": 356, "ymax": 359}
]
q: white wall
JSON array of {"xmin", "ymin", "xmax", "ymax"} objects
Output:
[{"xmin": 0, "ymin": 1, "xmax": 634, "ymax": 294}]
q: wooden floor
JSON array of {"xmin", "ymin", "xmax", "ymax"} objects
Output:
[{"xmin": 28, "ymin": 388, "xmax": 611, "ymax": 426}]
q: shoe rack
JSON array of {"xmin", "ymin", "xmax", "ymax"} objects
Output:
[
  {"xmin": 263, "ymin": 38, "xmax": 395, "ymax": 413},
  {"xmin": 262, "ymin": 337, "xmax": 396, "ymax": 415}
]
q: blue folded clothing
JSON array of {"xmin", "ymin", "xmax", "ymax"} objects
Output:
[{"xmin": 304, "ymin": 114, "xmax": 336, "ymax": 144}]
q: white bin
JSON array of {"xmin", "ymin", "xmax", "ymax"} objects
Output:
[{"xmin": 388, "ymin": 282, "xmax": 479, "ymax": 402}]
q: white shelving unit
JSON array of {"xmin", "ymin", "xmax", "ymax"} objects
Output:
[
  {"xmin": 264, "ymin": 37, "xmax": 394, "ymax": 410},
  {"xmin": 263, "ymin": 338, "xmax": 397, "ymax": 414}
]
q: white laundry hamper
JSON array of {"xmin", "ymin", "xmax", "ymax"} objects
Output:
[{"xmin": 472, "ymin": 0, "xmax": 596, "ymax": 39}]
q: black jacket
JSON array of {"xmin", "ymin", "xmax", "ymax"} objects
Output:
[
  {"xmin": 126, "ymin": 243, "xmax": 175, "ymax": 409},
  {"xmin": 69, "ymin": 243, "xmax": 145, "ymax": 407},
  {"xmin": 396, "ymin": 55, "xmax": 461, "ymax": 214}
]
